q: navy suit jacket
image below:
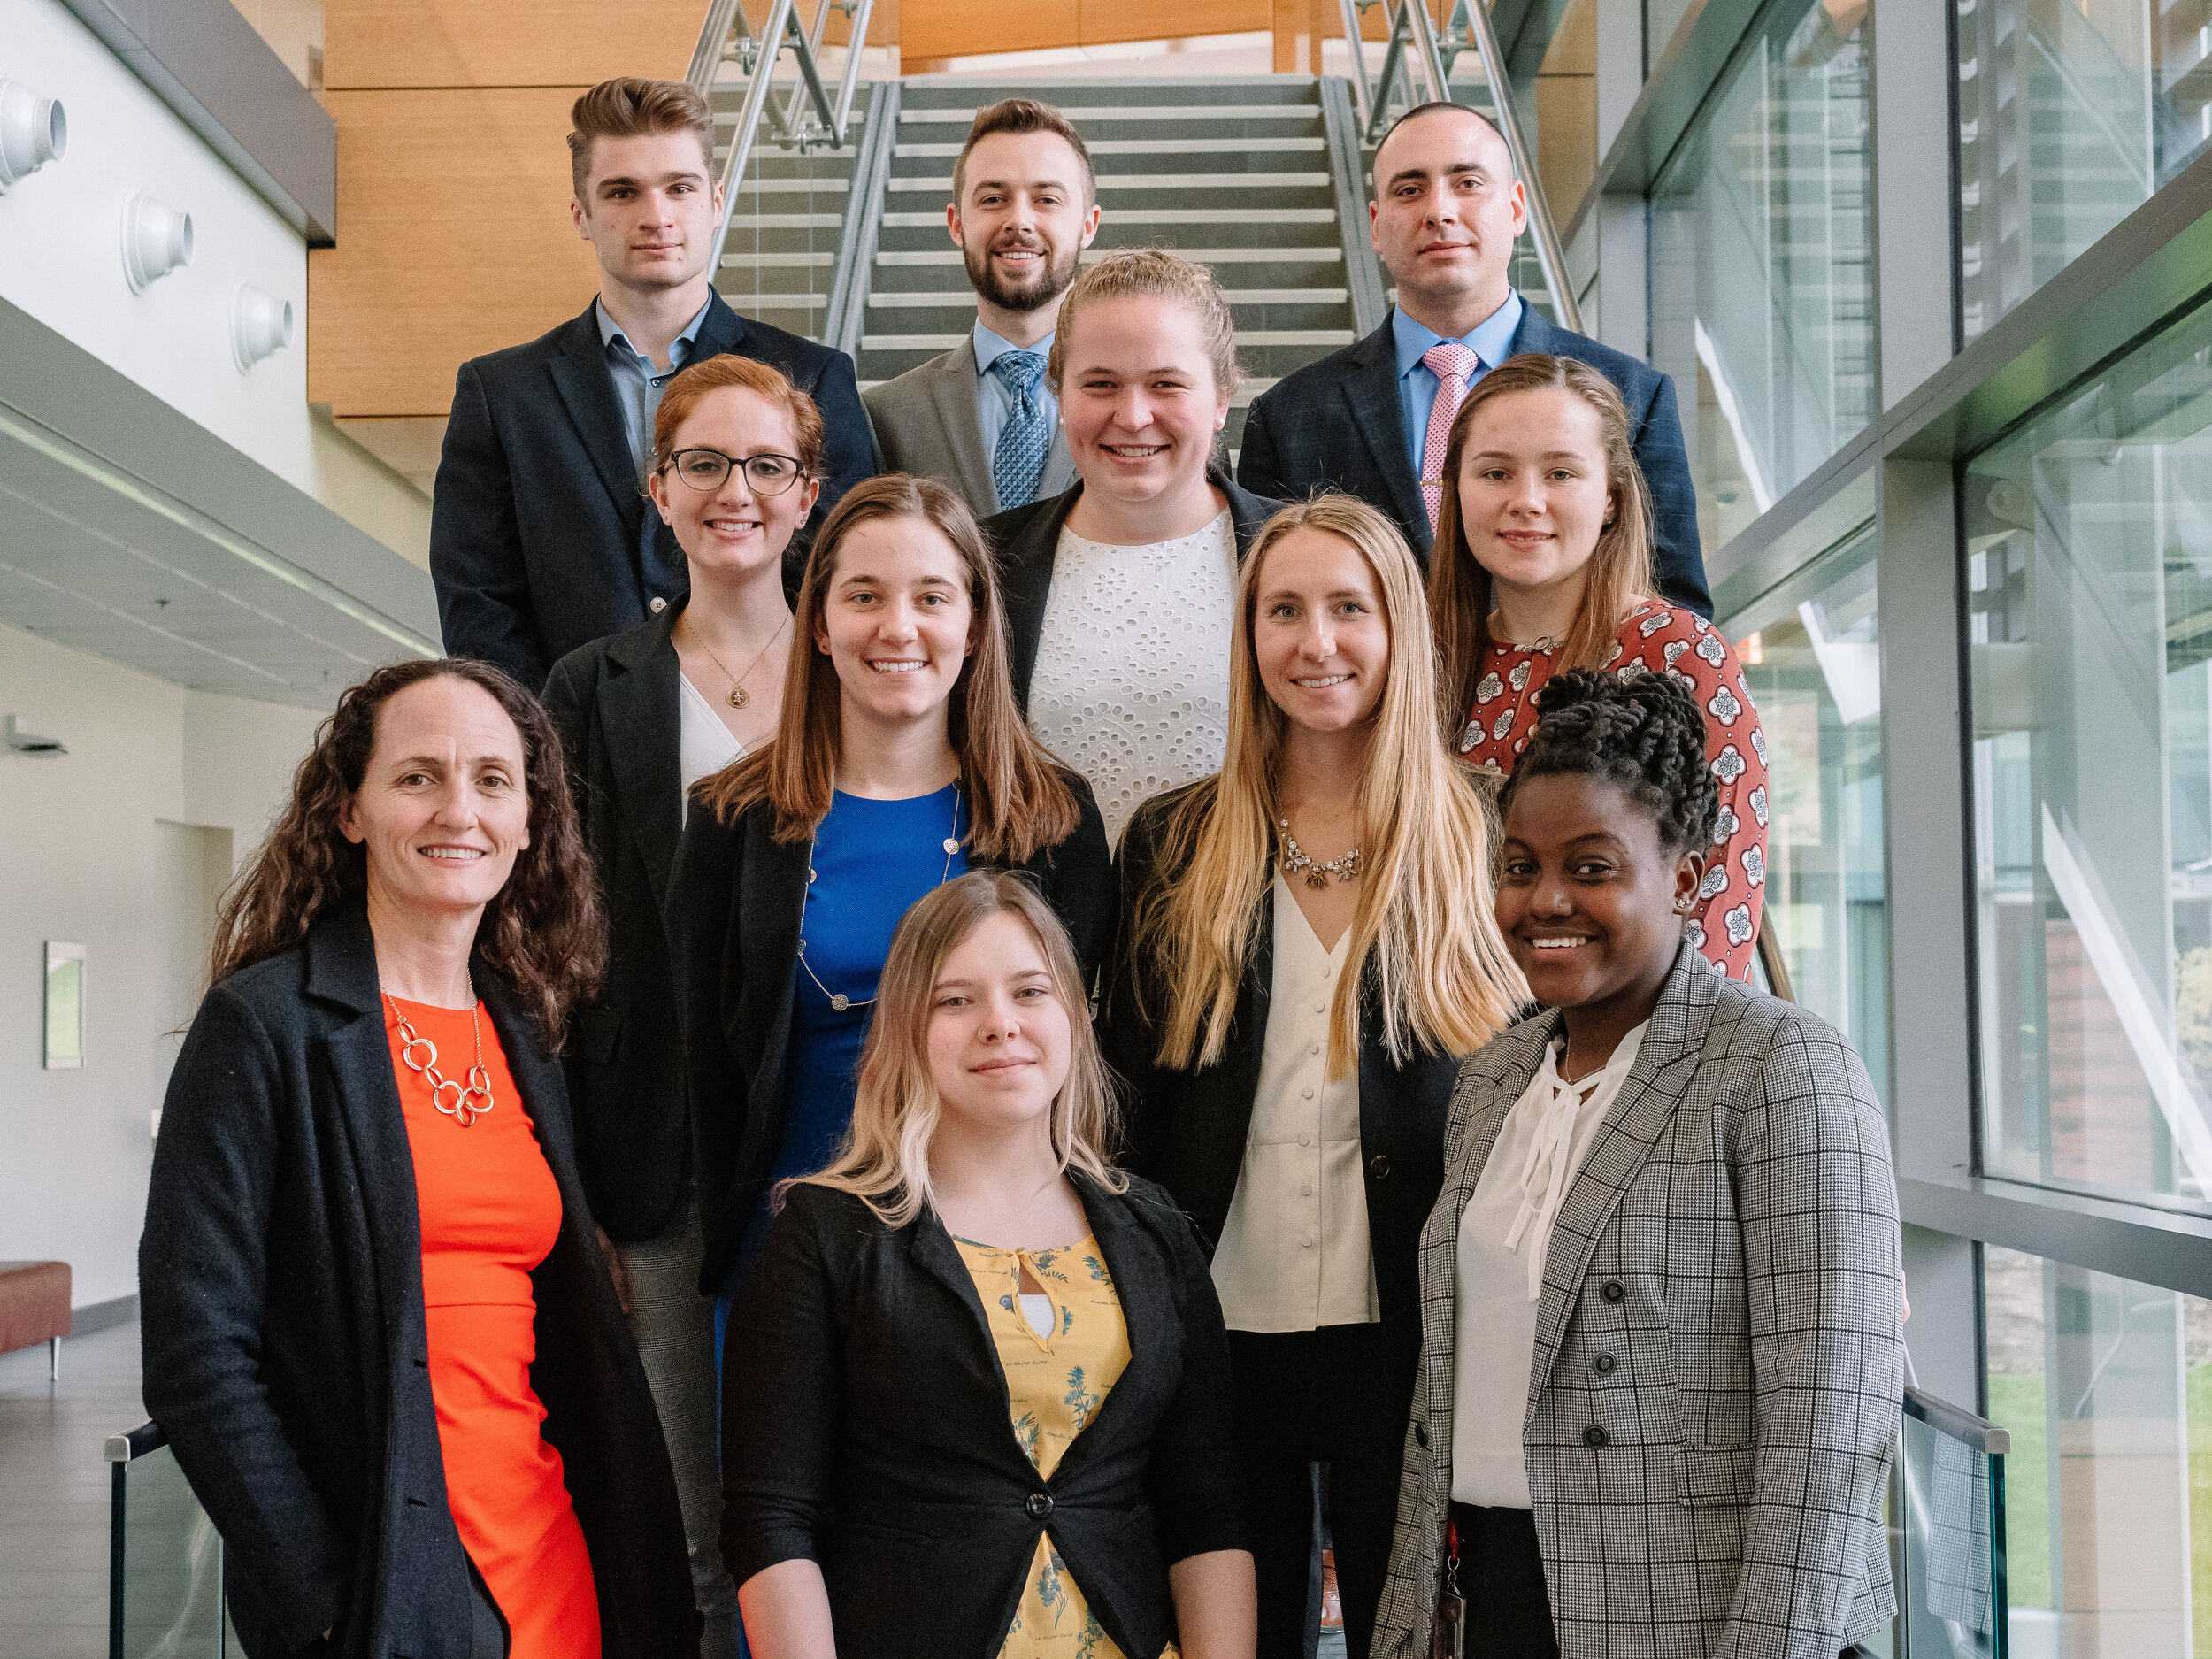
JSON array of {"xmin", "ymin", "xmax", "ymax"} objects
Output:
[
  {"xmin": 430, "ymin": 293, "xmax": 876, "ymax": 687},
  {"xmin": 1237, "ymin": 307, "xmax": 1711, "ymax": 617}
]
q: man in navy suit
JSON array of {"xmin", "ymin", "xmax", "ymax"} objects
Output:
[
  {"xmin": 430, "ymin": 78, "xmax": 875, "ymax": 687},
  {"xmin": 1240, "ymin": 102, "xmax": 1709, "ymax": 615}
]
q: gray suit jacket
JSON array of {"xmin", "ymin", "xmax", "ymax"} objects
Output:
[
  {"xmin": 1374, "ymin": 944, "xmax": 1901, "ymax": 1659},
  {"xmin": 863, "ymin": 334, "xmax": 1077, "ymax": 518}
]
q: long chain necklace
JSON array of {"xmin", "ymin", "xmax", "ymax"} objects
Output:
[
  {"xmin": 683, "ymin": 612, "xmax": 789, "ymax": 710},
  {"xmin": 797, "ymin": 787, "xmax": 964, "ymax": 1012},
  {"xmin": 1278, "ymin": 817, "xmax": 1363, "ymax": 889},
  {"xmin": 388, "ymin": 992, "xmax": 495, "ymax": 1127}
]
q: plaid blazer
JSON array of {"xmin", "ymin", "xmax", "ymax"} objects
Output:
[{"xmin": 1372, "ymin": 944, "xmax": 1902, "ymax": 1659}]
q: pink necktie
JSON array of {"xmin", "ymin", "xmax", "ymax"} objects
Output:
[{"xmin": 1420, "ymin": 342, "xmax": 1479, "ymax": 533}]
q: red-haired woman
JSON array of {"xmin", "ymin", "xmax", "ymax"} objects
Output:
[
  {"xmin": 672, "ymin": 472, "xmax": 1114, "ymax": 1320},
  {"xmin": 542, "ymin": 354, "xmax": 822, "ymax": 1659},
  {"xmin": 141, "ymin": 660, "xmax": 691, "ymax": 1659}
]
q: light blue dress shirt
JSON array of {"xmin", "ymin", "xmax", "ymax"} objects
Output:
[
  {"xmin": 972, "ymin": 319, "xmax": 1057, "ymax": 463},
  {"xmin": 1393, "ymin": 291, "xmax": 1525, "ymax": 480},
  {"xmin": 596, "ymin": 295, "xmax": 714, "ymax": 480}
]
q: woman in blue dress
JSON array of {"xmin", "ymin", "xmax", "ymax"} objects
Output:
[{"xmin": 672, "ymin": 472, "xmax": 1114, "ymax": 1323}]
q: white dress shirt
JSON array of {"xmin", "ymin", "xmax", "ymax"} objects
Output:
[
  {"xmin": 677, "ymin": 669, "xmax": 744, "ymax": 825},
  {"xmin": 1210, "ymin": 875, "xmax": 1380, "ymax": 1333},
  {"xmin": 1451, "ymin": 1021, "xmax": 1647, "ymax": 1509}
]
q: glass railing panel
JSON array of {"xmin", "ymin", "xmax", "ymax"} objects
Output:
[
  {"xmin": 1893, "ymin": 1387, "xmax": 2010, "ymax": 1659},
  {"xmin": 108, "ymin": 1422, "xmax": 227, "ymax": 1659}
]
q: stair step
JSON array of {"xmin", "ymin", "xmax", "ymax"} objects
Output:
[
  {"xmin": 724, "ymin": 212, "xmax": 844, "ymax": 230},
  {"xmin": 866, "ymin": 288, "xmax": 1348, "ymax": 307},
  {"xmin": 895, "ymin": 137, "xmax": 1325, "ymax": 158},
  {"xmin": 901, "ymin": 105, "xmax": 1318, "ymax": 124},
  {"xmin": 889, "ymin": 173, "xmax": 1332, "ymax": 194},
  {"xmin": 883, "ymin": 207, "xmax": 1333, "ymax": 227},
  {"xmin": 721, "ymin": 251, "xmax": 837, "ymax": 268},
  {"xmin": 741, "ymin": 294, "xmax": 831, "ymax": 308},
  {"xmin": 732, "ymin": 177, "xmax": 851, "ymax": 194},
  {"xmin": 876, "ymin": 248, "xmax": 1344, "ymax": 266},
  {"xmin": 864, "ymin": 329, "xmax": 1353, "ymax": 350}
]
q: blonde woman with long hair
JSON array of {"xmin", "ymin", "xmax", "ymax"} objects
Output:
[
  {"xmin": 721, "ymin": 872, "xmax": 1257, "ymax": 1659},
  {"xmin": 1102, "ymin": 493, "xmax": 1525, "ymax": 1659}
]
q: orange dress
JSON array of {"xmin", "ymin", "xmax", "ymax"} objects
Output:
[{"xmin": 384, "ymin": 997, "xmax": 602, "ymax": 1659}]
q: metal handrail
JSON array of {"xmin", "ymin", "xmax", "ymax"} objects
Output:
[
  {"xmin": 1346, "ymin": 0, "xmax": 1583, "ymax": 334},
  {"xmin": 688, "ymin": 0, "xmax": 877, "ymax": 281},
  {"xmin": 1904, "ymin": 1386, "xmax": 2011, "ymax": 1455}
]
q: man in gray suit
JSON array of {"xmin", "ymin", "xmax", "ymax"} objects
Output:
[{"xmin": 862, "ymin": 98, "xmax": 1100, "ymax": 517}]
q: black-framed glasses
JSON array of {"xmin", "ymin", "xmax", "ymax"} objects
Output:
[{"xmin": 665, "ymin": 448, "xmax": 809, "ymax": 495}]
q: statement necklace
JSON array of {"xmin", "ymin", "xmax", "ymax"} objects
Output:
[
  {"xmin": 797, "ymin": 787, "xmax": 964, "ymax": 1012},
  {"xmin": 685, "ymin": 612, "xmax": 789, "ymax": 710},
  {"xmin": 1279, "ymin": 818, "xmax": 1363, "ymax": 889},
  {"xmin": 388, "ymin": 992, "xmax": 495, "ymax": 1126}
]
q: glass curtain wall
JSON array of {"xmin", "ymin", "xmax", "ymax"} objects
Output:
[
  {"xmin": 1956, "ymin": 0, "xmax": 2212, "ymax": 343},
  {"xmin": 1728, "ymin": 523, "xmax": 1890, "ymax": 1098},
  {"xmin": 1967, "ymin": 294, "xmax": 2212, "ymax": 1213},
  {"xmin": 1649, "ymin": 0, "xmax": 1873, "ymax": 557}
]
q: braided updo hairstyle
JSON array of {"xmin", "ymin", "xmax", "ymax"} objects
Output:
[{"xmin": 1499, "ymin": 668, "xmax": 1717, "ymax": 854}]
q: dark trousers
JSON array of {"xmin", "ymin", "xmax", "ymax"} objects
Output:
[
  {"xmin": 1228, "ymin": 1323, "xmax": 1416, "ymax": 1659},
  {"xmin": 1448, "ymin": 1504, "xmax": 1556, "ymax": 1659}
]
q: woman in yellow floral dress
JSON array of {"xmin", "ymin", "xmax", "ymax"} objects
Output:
[{"xmin": 720, "ymin": 872, "xmax": 1257, "ymax": 1659}]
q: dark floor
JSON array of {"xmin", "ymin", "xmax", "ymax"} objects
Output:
[{"xmin": 0, "ymin": 1320, "xmax": 144, "ymax": 1659}]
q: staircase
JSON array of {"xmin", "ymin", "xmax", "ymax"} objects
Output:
[{"xmin": 857, "ymin": 77, "xmax": 1369, "ymax": 460}]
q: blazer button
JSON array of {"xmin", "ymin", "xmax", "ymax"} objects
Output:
[
  {"xmin": 1601, "ymin": 1280, "xmax": 1624, "ymax": 1303},
  {"xmin": 649, "ymin": 595, "xmax": 668, "ymax": 614},
  {"xmin": 1026, "ymin": 1492, "xmax": 1054, "ymax": 1520},
  {"xmin": 1591, "ymin": 1354, "xmax": 1617, "ymax": 1375},
  {"xmin": 1368, "ymin": 1154, "xmax": 1391, "ymax": 1179},
  {"xmin": 1415, "ymin": 1422, "xmax": 1430, "ymax": 1450},
  {"xmin": 1582, "ymin": 1425, "xmax": 1609, "ymax": 1449}
]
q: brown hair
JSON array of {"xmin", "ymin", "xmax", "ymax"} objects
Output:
[
  {"xmin": 651, "ymin": 355, "xmax": 825, "ymax": 480},
  {"xmin": 694, "ymin": 474, "xmax": 1081, "ymax": 862},
  {"xmin": 568, "ymin": 77, "xmax": 717, "ymax": 201},
  {"xmin": 953, "ymin": 97, "xmax": 1095, "ymax": 207},
  {"xmin": 1047, "ymin": 247, "xmax": 1240, "ymax": 397},
  {"xmin": 794, "ymin": 871, "xmax": 1125, "ymax": 1229},
  {"xmin": 1429, "ymin": 353, "xmax": 1656, "ymax": 719},
  {"xmin": 207, "ymin": 660, "xmax": 605, "ymax": 1043}
]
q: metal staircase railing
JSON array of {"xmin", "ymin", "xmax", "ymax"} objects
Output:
[
  {"xmin": 688, "ymin": 0, "xmax": 878, "ymax": 280},
  {"xmin": 1339, "ymin": 0, "xmax": 1580, "ymax": 334}
]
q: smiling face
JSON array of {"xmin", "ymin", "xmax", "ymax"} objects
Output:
[
  {"xmin": 1496, "ymin": 772, "xmax": 1700, "ymax": 1022},
  {"xmin": 571, "ymin": 130, "xmax": 721, "ymax": 296},
  {"xmin": 926, "ymin": 909, "xmax": 1075, "ymax": 1138},
  {"xmin": 1252, "ymin": 526, "xmax": 1392, "ymax": 736},
  {"xmin": 949, "ymin": 129, "xmax": 1099, "ymax": 314},
  {"xmin": 1058, "ymin": 295, "xmax": 1231, "ymax": 509},
  {"xmin": 648, "ymin": 385, "xmax": 820, "ymax": 582},
  {"xmin": 1454, "ymin": 386, "xmax": 1617, "ymax": 614},
  {"xmin": 811, "ymin": 514, "xmax": 978, "ymax": 731},
  {"xmin": 340, "ymin": 676, "xmax": 533, "ymax": 926},
  {"xmin": 1369, "ymin": 106, "xmax": 1527, "ymax": 324}
]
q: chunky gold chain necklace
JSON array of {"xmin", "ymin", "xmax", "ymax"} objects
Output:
[{"xmin": 388, "ymin": 993, "xmax": 495, "ymax": 1127}]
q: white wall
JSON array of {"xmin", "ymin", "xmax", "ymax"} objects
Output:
[{"xmin": 0, "ymin": 618, "xmax": 320, "ymax": 1308}]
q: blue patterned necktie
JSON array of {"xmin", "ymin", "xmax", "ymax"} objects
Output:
[{"xmin": 990, "ymin": 349, "xmax": 1050, "ymax": 511}]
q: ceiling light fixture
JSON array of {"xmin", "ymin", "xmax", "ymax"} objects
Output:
[
  {"xmin": 0, "ymin": 79, "xmax": 66, "ymax": 191},
  {"xmin": 232, "ymin": 284, "xmax": 292, "ymax": 372},
  {"xmin": 122, "ymin": 194, "xmax": 193, "ymax": 291}
]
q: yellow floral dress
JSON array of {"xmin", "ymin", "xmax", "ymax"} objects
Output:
[{"xmin": 951, "ymin": 1233, "xmax": 1181, "ymax": 1659}]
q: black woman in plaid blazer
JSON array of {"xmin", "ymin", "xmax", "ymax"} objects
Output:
[{"xmin": 1373, "ymin": 671, "xmax": 1902, "ymax": 1659}]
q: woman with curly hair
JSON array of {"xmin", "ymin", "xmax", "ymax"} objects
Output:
[
  {"xmin": 140, "ymin": 659, "xmax": 694, "ymax": 1659},
  {"xmin": 1372, "ymin": 670, "xmax": 1900, "ymax": 1659}
]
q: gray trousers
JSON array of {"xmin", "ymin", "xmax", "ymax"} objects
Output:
[{"xmin": 615, "ymin": 1187, "xmax": 741, "ymax": 1659}]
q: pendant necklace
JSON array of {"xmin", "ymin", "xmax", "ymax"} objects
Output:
[
  {"xmin": 388, "ymin": 990, "xmax": 495, "ymax": 1126},
  {"xmin": 685, "ymin": 612, "xmax": 790, "ymax": 710},
  {"xmin": 798, "ymin": 787, "xmax": 964, "ymax": 1012},
  {"xmin": 1279, "ymin": 817, "xmax": 1363, "ymax": 889}
]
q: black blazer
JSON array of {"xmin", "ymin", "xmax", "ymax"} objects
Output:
[
  {"xmin": 1236, "ymin": 307, "xmax": 1711, "ymax": 618},
  {"xmin": 1100, "ymin": 786, "xmax": 1462, "ymax": 1353},
  {"xmin": 430, "ymin": 292, "xmax": 876, "ymax": 688},
  {"xmin": 138, "ymin": 907, "xmax": 693, "ymax": 1659},
  {"xmin": 982, "ymin": 468, "xmax": 1287, "ymax": 712},
  {"xmin": 541, "ymin": 603, "xmax": 698, "ymax": 1242},
  {"xmin": 670, "ymin": 775, "xmax": 1116, "ymax": 1290},
  {"xmin": 720, "ymin": 1174, "xmax": 1248, "ymax": 1659}
]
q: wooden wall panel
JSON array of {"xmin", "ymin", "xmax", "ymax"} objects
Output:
[
  {"xmin": 1079, "ymin": 0, "xmax": 1268, "ymax": 49},
  {"xmin": 325, "ymin": 0, "xmax": 694, "ymax": 90},
  {"xmin": 310, "ymin": 88, "xmax": 601, "ymax": 416},
  {"xmin": 900, "ymin": 0, "xmax": 1079, "ymax": 65}
]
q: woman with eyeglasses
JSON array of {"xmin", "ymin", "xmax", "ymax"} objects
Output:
[{"xmin": 541, "ymin": 353, "xmax": 821, "ymax": 1659}]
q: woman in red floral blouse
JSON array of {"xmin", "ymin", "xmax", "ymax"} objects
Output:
[{"xmin": 1426, "ymin": 353, "xmax": 1767, "ymax": 980}]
